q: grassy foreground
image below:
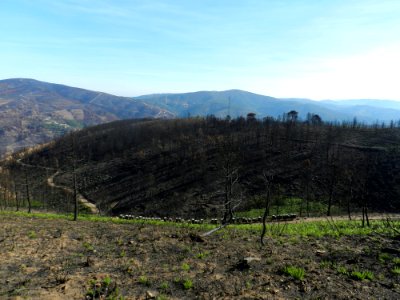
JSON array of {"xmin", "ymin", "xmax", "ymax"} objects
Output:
[
  {"xmin": 1, "ymin": 210, "xmax": 399, "ymax": 238},
  {"xmin": 1, "ymin": 211, "xmax": 400, "ymax": 299}
]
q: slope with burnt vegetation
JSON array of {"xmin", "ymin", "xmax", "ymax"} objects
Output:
[{"xmin": 2, "ymin": 116, "xmax": 400, "ymax": 219}]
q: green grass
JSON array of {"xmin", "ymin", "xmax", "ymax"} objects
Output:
[
  {"xmin": 393, "ymin": 257, "xmax": 400, "ymax": 265},
  {"xmin": 320, "ymin": 260, "xmax": 334, "ymax": 269},
  {"xmin": 283, "ymin": 266, "xmax": 305, "ymax": 280},
  {"xmin": 391, "ymin": 267, "xmax": 400, "ymax": 275},
  {"xmin": 1, "ymin": 210, "xmax": 399, "ymax": 238},
  {"xmin": 378, "ymin": 252, "xmax": 392, "ymax": 263},
  {"xmin": 181, "ymin": 263, "xmax": 190, "ymax": 272},
  {"xmin": 159, "ymin": 281, "xmax": 169, "ymax": 290},
  {"xmin": 337, "ymin": 265, "xmax": 349, "ymax": 276},
  {"xmin": 195, "ymin": 251, "xmax": 209, "ymax": 259},
  {"xmin": 27, "ymin": 230, "xmax": 37, "ymax": 239},
  {"xmin": 138, "ymin": 275, "xmax": 150, "ymax": 286},
  {"xmin": 83, "ymin": 242, "xmax": 95, "ymax": 252},
  {"xmin": 182, "ymin": 279, "xmax": 193, "ymax": 290},
  {"xmin": 350, "ymin": 270, "xmax": 374, "ymax": 281}
]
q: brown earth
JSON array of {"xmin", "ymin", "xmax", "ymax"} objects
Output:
[{"xmin": 1, "ymin": 215, "xmax": 400, "ymax": 299}]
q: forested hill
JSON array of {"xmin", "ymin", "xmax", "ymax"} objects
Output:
[{"xmin": 3, "ymin": 117, "xmax": 400, "ymax": 218}]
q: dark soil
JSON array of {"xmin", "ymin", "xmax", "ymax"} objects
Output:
[{"xmin": 1, "ymin": 215, "xmax": 400, "ymax": 299}]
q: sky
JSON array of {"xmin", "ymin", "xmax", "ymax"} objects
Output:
[{"xmin": 1, "ymin": 0, "xmax": 400, "ymax": 100}]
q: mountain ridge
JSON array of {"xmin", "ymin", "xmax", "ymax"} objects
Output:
[
  {"xmin": 0, "ymin": 78, "xmax": 173, "ymax": 155},
  {"xmin": 134, "ymin": 89, "xmax": 400, "ymax": 123}
]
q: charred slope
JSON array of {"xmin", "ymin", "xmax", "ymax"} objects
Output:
[
  {"xmin": 0, "ymin": 78, "xmax": 173, "ymax": 155},
  {"xmin": 4, "ymin": 117, "xmax": 400, "ymax": 218}
]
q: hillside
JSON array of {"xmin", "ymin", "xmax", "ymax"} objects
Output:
[
  {"xmin": 0, "ymin": 78, "xmax": 173, "ymax": 155},
  {"xmin": 3, "ymin": 117, "xmax": 400, "ymax": 219},
  {"xmin": 136, "ymin": 90, "xmax": 400, "ymax": 124},
  {"xmin": 135, "ymin": 90, "xmax": 348, "ymax": 121}
]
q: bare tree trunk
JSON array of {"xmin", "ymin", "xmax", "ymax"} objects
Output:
[
  {"xmin": 347, "ymin": 197, "xmax": 351, "ymax": 220},
  {"xmin": 362, "ymin": 206, "xmax": 365, "ymax": 228},
  {"xmin": 327, "ymin": 184, "xmax": 333, "ymax": 216},
  {"xmin": 71, "ymin": 134, "xmax": 79, "ymax": 221},
  {"xmin": 347, "ymin": 182, "xmax": 353, "ymax": 221},
  {"xmin": 365, "ymin": 205, "xmax": 370, "ymax": 227},
  {"xmin": 261, "ymin": 172, "xmax": 273, "ymax": 246},
  {"xmin": 260, "ymin": 186, "xmax": 271, "ymax": 246},
  {"xmin": 73, "ymin": 166, "xmax": 78, "ymax": 221},
  {"xmin": 12, "ymin": 180, "xmax": 19, "ymax": 212},
  {"xmin": 24, "ymin": 170, "xmax": 32, "ymax": 214}
]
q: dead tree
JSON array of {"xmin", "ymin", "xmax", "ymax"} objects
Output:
[
  {"xmin": 222, "ymin": 160, "xmax": 239, "ymax": 224},
  {"xmin": 71, "ymin": 135, "xmax": 79, "ymax": 221},
  {"xmin": 13, "ymin": 180, "xmax": 19, "ymax": 212},
  {"xmin": 24, "ymin": 169, "xmax": 32, "ymax": 213},
  {"xmin": 260, "ymin": 171, "xmax": 274, "ymax": 246}
]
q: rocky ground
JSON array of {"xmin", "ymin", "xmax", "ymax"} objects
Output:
[{"xmin": 1, "ymin": 215, "xmax": 400, "ymax": 299}]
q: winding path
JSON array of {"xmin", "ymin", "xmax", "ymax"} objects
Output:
[
  {"xmin": 46, "ymin": 170, "xmax": 99, "ymax": 214},
  {"xmin": 15, "ymin": 158, "xmax": 99, "ymax": 214}
]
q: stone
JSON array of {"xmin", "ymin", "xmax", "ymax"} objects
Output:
[{"xmin": 146, "ymin": 290, "xmax": 157, "ymax": 299}]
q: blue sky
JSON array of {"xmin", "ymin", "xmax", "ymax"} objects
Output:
[{"xmin": 1, "ymin": 0, "xmax": 400, "ymax": 99}]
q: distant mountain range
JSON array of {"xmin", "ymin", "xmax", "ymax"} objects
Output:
[
  {"xmin": 136, "ymin": 90, "xmax": 400, "ymax": 123},
  {"xmin": 1, "ymin": 78, "xmax": 399, "ymax": 155}
]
